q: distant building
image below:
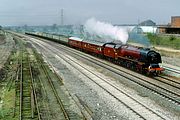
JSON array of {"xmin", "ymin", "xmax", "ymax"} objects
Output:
[
  {"xmin": 139, "ymin": 19, "xmax": 156, "ymax": 26},
  {"xmin": 158, "ymin": 16, "xmax": 180, "ymax": 34},
  {"xmin": 171, "ymin": 16, "xmax": 180, "ymax": 27}
]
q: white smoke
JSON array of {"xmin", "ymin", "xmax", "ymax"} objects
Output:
[{"xmin": 84, "ymin": 18, "xmax": 129, "ymax": 44}]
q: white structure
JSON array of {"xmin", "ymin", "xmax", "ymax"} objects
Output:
[
  {"xmin": 140, "ymin": 26, "xmax": 157, "ymax": 33},
  {"xmin": 118, "ymin": 26, "xmax": 157, "ymax": 33}
]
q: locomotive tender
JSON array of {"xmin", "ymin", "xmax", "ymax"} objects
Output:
[{"xmin": 26, "ymin": 32, "xmax": 164, "ymax": 75}]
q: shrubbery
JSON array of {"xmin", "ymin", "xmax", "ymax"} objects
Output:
[
  {"xmin": 169, "ymin": 35, "xmax": 176, "ymax": 41},
  {"xmin": 147, "ymin": 33, "xmax": 160, "ymax": 45},
  {"xmin": 146, "ymin": 33, "xmax": 180, "ymax": 49}
]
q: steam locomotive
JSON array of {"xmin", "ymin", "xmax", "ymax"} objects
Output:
[
  {"xmin": 69, "ymin": 37, "xmax": 164, "ymax": 75},
  {"xmin": 26, "ymin": 32, "xmax": 164, "ymax": 75}
]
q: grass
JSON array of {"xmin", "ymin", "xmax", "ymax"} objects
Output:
[
  {"xmin": 146, "ymin": 33, "xmax": 180, "ymax": 49},
  {"xmin": 155, "ymin": 49, "xmax": 180, "ymax": 58},
  {"xmin": 0, "ymin": 88, "xmax": 17, "ymax": 120},
  {"xmin": 0, "ymin": 46, "xmax": 18, "ymax": 120}
]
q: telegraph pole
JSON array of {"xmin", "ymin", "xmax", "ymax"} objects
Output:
[{"xmin": 61, "ymin": 9, "xmax": 64, "ymax": 26}]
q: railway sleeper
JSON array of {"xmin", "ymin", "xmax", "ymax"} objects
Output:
[
  {"xmin": 22, "ymin": 116, "xmax": 32, "ymax": 120},
  {"xmin": 23, "ymin": 94, "xmax": 31, "ymax": 96},
  {"xmin": 22, "ymin": 103, "xmax": 31, "ymax": 107}
]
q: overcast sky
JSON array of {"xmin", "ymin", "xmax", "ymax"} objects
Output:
[{"xmin": 0, "ymin": 0, "xmax": 179, "ymax": 26}]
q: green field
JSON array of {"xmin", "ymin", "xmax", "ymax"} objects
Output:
[{"xmin": 147, "ymin": 33, "xmax": 180, "ymax": 49}]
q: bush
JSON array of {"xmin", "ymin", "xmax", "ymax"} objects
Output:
[
  {"xmin": 147, "ymin": 33, "xmax": 160, "ymax": 45},
  {"xmin": 169, "ymin": 35, "xmax": 176, "ymax": 41}
]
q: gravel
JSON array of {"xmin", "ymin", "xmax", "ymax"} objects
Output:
[{"xmin": 162, "ymin": 56, "xmax": 180, "ymax": 67}]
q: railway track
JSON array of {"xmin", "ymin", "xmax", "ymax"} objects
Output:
[
  {"xmin": 8, "ymin": 34, "xmax": 88, "ymax": 120},
  {"xmin": 153, "ymin": 76, "xmax": 180, "ymax": 90},
  {"xmin": 33, "ymin": 40, "xmax": 168, "ymax": 120},
  {"xmin": 35, "ymin": 51, "xmax": 70, "ymax": 120},
  {"xmin": 30, "ymin": 51, "xmax": 51, "ymax": 120},
  {"xmin": 34, "ymin": 49, "xmax": 83, "ymax": 120},
  {"xmin": 34, "ymin": 38, "xmax": 180, "ymax": 105},
  {"xmin": 1, "ymin": 33, "xmax": 90, "ymax": 120},
  {"xmin": 157, "ymin": 76, "xmax": 180, "ymax": 85},
  {"xmin": 163, "ymin": 65, "xmax": 180, "ymax": 74},
  {"xmin": 20, "ymin": 50, "xmax": 32, "ymax": 119},
  {"xmin": 13, "ymin": 39, "xmax": 41, "ymax": 120},
  {"xmin": 19, "ymin": 49, "xmax": 38, "ymax": 119}
]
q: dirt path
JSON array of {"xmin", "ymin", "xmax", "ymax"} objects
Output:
[{"xmin": 155, "ymin": 46, "xmax": 180, "ymax": 53}]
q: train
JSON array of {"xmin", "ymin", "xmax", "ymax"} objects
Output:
[{"xmin": 26, "ymin": 32, "xmax": 164, "ymax": 75}]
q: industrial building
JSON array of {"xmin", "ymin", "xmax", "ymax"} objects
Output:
[{"xmin": 158, "ymin": 16, "xmax": 180, "ymax": 34}]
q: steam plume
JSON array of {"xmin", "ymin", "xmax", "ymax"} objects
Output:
[{"xmin": 84, "ymin": 18, "xmax": 129, "ymax": 44}]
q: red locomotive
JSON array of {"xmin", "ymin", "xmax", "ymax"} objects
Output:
[{"xmin": 68, "ymin": 38, "xmax": 164, "ymax": 75}]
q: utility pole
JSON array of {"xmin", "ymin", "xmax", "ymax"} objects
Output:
[{"xmin": 61, "ymin": 9, "xmax": 64, "ymax": 26}]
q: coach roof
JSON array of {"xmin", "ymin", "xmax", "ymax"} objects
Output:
[
  {"xmin": 69, "ymin": 37, "xmax": 83, "ymax": 41},
  {"xmin": 82, "ymin": 40, "xmax": 105, "ymax": 46}
]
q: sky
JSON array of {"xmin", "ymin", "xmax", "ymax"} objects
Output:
[{"xmin": 0, "ymin": 0, "xmax": 180, "ymax": 26}]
